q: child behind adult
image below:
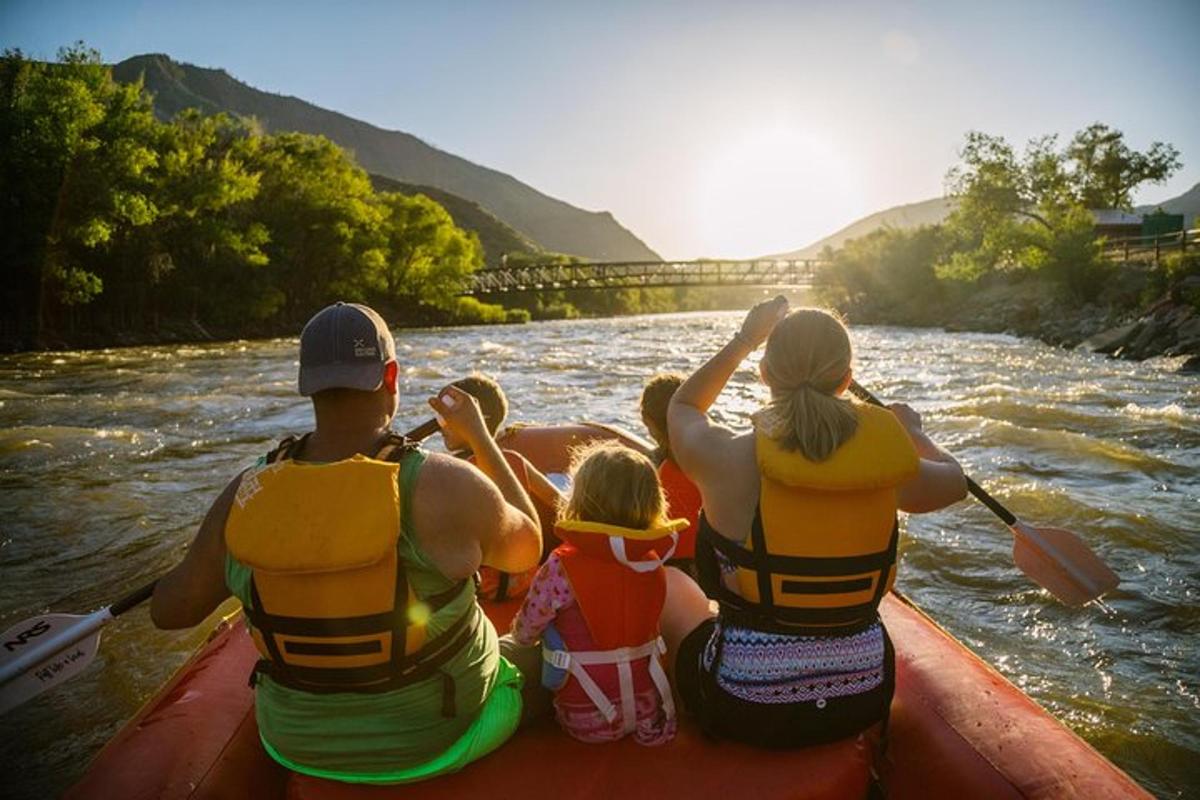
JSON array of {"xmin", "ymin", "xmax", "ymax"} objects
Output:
[
  {"xmin": 440, "ymin": 374, "xmax": 563, "ymax": 600},
  {"xmin": 510, "ymin": 443, "xmax": 684, "ymax": 746},
  {"xmin": 641, "ymin": 374, "xmax": 703, "ymax": 576}
]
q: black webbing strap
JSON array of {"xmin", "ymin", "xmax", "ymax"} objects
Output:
[
  {"xmin": 249, "ymin": 576, "xmax": 293, "ymax": 685},
  {"xmin": 748, "ymin": 508, "xmax": 775, "ymax": 612},
  {"xmin": 265, "ymin": 432, "xmax": 312, "ymax": 465},
  {"xmin": 694, "ymin": 509, "xmax": 896, "ymax": 635},
  {"xmin": 869, "ymin": 519, "xmax": 900, "ymax": 610},
  {"xmin": 704, "ymin": 518, "xmax": 896, "ymax": 576},
  {"xmin": 254, "ymin": 606, "xmax": 478, "ymax": 695},
  {"xmin": 374, "ymin": 432, "xmax": 420, "ymax": 463},
  {"xmin": 246, "ymin": 578, "xmax": 468, "ymax": 644}
]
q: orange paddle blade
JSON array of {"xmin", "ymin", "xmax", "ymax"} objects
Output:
[{"xmin": 1010, "ymin": 522, "xmax": 1119, "ymax": 607}]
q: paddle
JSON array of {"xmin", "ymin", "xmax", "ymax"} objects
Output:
[
  {"xmin": 0, "ymin": 419, "xmax": 441, "ymax": 715},
  {"xmin": 847, "ymin": 380, "xmax": 1119, "ymax": 607}
]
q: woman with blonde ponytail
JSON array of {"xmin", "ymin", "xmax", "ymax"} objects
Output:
[{"xmin": 660, "ymin": 298, "xmax": 966, "ymax": 752}]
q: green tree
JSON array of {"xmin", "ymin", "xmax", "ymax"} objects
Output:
[
  {"xmin": 941, "ymin": 124, "xmax": 1179, "ymax": 298},
  {"xmin": 0, "ymin": 44, "xmax": 162, "ymax": 339},
  {"xmin": 1066, "ymin": 123, "xmax": 1181, "ymax": 210},
  {"xmin": 813, "ymin": 226, "xmax": 947, "ymax": 321},
  {"xmin": 247, "ymin": 132, "xmax": 385, "ymax": 318},
  {"xmin": 376, "ymin": 192, "xmax": 482, "ymax": 309},
  {"xmin": 147, "ymin": 110, "xmax": 268, "ymax": 324}
]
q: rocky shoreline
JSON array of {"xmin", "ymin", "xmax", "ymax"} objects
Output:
[{"xmin": 937, "ymin": 277, "xmax": 1200, "ymax": 373}]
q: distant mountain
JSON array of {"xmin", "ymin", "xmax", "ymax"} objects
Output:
[
  {"xmin": 764, "ymin": 197, "xmax": 956, "ymax": 260},
  {"xmin": 767, "ymin": 179, "xmax": 1200, "ymax": 260},
  {"xmin": 112, "ymin": 54, "xmax": 660, "ymax": 262},
  {"xmin": 1136, "ymin": 181, "xmax": 1200, "ymax": 228},
  {"xmin": 368, "ymin": 174, "xmax": 539, "ymax": 268}
]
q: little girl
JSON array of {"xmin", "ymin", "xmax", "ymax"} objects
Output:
[{"xmin": 510, "ymin": 443, "xmax": 684, "ymax": 745}]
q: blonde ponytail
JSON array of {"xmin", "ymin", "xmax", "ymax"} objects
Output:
[{"xmin": 753, "ymin": 308, "xmax": 858, "ymax": 462}]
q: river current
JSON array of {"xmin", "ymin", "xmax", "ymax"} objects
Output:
[{"xmin": 1, "ymin": 312, "xmax": 1197, "ymax": 798}]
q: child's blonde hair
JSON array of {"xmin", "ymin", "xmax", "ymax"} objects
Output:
[{"xmin": 559, "ymin": 442, "xmax": 669, "ymax": 530}]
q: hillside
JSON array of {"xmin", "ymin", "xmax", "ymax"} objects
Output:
[
  {"xmin": 112, "ymin": 54, "xmax": 660, "ymax": 262},
  {"xmin": 768, "ymin": 179, "xmax": 1200, "ymax": 260},
  {"xmin": 368, "ymin": 174, "xmax": 539, "ymax": 268},
  {"xmin": 764, "ymin": 197, "xmax": 956, "ymax": 259}
]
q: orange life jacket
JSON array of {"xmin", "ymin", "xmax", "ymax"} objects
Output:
[
  {"xmin": 696, "ymin": 404, "xmax": 919, "ymax": 635},
  {"xmin": 225, "ymin": 434, "xmax": 474, "ymax": 708},
  {"xmin": 544, "ymin": 518, "xmax": 686, "ymax": 732},
  {"xmin": 658, "ymin": 457, "xmax": 702, "ymax": 559}
]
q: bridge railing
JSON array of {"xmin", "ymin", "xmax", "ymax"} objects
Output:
[
  {"xmin": 470, "ymin": 258, "xmax": 825, "ymax": 295},
  {"xmin": 1100, "ymin": 229, "xmax": 1197, "ymax": 264}
]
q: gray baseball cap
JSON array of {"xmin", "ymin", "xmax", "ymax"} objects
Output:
[{"xmin": 298, "ymin": 302, "xmax": 396, "ymax": 396}]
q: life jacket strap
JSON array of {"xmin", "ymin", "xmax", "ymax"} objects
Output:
[
  {"xmin": 695, "ymin": 508, "xmax": 898, "ymax": 636},
  {"xmin": 541, "ymin": 636, "xmax": 675, "ymax": 730},
  {"xmin": 264, "ymin": 430, "xmax": 419, "ymax": 466},
  {"xmin": 250, "ymin": 602, "xmax": 478, "ymax": 700}
]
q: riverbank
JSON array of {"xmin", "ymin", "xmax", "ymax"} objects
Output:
[
  {"xmin": 0, "ymin": 298, "xmax": 530, "ymax": 355},
  {"xmin": 843, "ymin": 267, "xmax": 1200, "ymax": 373},
  {"xmin": 945, "ymin": 281, "xmax": 1200, "ymax": 372}
]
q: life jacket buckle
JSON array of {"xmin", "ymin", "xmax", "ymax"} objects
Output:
[{"xmin": 544, "ymin": 648, "xmax": 571, "ymax": 670}]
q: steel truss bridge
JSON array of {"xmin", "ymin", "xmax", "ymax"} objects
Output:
[{"xmin": 466, "ymin": 258, "xmax": 825, "ymax": 296}]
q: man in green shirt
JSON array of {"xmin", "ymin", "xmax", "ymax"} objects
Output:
[{"xmin": 151, "ymin": 302, "xmax": 542, "ymax": 783}]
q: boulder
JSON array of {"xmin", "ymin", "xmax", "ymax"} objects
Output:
[
  {"xmin": 1123, "ymin": 317, "xmax": 1174, "ymax": 360},
  {"xmin": 1176, "ymin": 316, "xmax": 1200, "ymax": 342},
  {"xmin": 1081, "ymin": 321, "xmax": 1141, "ymax": 354},
  {"xmin": 1179, "ymin": 354, "xmax": 1200, "ymax": 373}
]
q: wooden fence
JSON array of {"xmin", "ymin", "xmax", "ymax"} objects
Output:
[{"xmin": 1100, "ymin": 228, "xmax": 1198, "ymax": 264}]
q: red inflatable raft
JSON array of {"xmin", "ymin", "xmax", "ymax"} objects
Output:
[{"xmin": 66, "ymin": 424, "xmax": 1150, "ymax": 800}]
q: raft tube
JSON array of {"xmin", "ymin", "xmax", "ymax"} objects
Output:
[{"xmin": 66, "ymin": 424, "xmax": 1151, "ymax": 800}]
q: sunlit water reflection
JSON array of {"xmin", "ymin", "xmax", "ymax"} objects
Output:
[{"xmin": 1, "ymin": 312, "xmax": 1197, "ymax": 798}]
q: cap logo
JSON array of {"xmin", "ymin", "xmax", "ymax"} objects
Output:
[{"xmin": 353, "ymin": 338, "xmax": 377, "ymax": 358}]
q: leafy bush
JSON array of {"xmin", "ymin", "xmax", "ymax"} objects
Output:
[
  {"xmin": 814, "ymin": 225, "xmax": 948, "ymax": 323},
  {"xmin": 1144, "ymin": 252, "xmax": 1200, "ymax": 310},
  {"xmin": 443, "ymin": 296, "xmax": 527, "ymax": 325}
]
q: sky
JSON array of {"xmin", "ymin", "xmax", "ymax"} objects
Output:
[{"xmin": 3, "ymin": 0, "xmax": 1198, "ymax": 260}]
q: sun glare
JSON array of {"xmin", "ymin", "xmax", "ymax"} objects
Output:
[{"xmin": 692, "ymin": 122, "xmax": 861, "ymax": 259}]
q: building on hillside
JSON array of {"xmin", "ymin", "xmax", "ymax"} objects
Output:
[
  {"xmin": 1141, "ymin": 208, "xmax": 1184, "ymax": 238},
  {"xmin": 1090, "ymin": 209, "xmax": 1143, "ymax": 240}
]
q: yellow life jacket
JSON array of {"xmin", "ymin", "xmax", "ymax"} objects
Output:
[
  {"xmin": 225, "ymin": 434, "xmax": 473, "ymax": 705},
  {"xmin": 696, "ymin": 404, "xmax": 919, "ymax": 635}
]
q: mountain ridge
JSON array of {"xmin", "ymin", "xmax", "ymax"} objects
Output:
[
  {"xmin": 767, "ymin": 181, "xmax": 1200, "ymax": 260},
  {"xmin": 112, "ymin": 53, "xmax": 660, "ymax": 262}
]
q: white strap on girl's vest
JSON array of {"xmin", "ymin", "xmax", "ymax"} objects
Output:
[
  {"xmin": 607, "ymin": 533, "xmax": 679, "ymax": 573},
  {"xmin": 542, "ymin": 637, "xmax": 676, "ymax": 733}
]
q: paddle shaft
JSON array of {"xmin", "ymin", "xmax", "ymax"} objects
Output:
[{"xmin": 847, "ymin": 381, "xmax": 1018, "ymax": 526}]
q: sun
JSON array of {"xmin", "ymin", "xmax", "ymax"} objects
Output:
[{"xmin": 692, "ymin": 122, "xmax": 862, "ymax": 259}]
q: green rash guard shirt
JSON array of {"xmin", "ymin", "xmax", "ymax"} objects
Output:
[{"xmin": 225, "ymin": 448, "xmax": 512, "ymax": 780}]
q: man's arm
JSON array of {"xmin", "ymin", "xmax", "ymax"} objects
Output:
[
  {"xmin": 430, "ymin": 386, "xmax": 538, "ymax": 525},
  {"xmin": 150, "ymin": 473, "xmax": 241, "ymax": 629},
  {"xmin": 411, "ymin": 453, "xmax": 542, "ymax": 579}
]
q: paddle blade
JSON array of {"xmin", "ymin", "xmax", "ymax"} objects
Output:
[
  {"xmin": 0, "ymin": 613, "xmax": 102, "ymax": 714},
  {"xmin": 1010, "ymin": 522, "xmax": 1120, "ymax": 607}
]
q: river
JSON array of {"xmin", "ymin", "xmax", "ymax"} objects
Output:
[{"xmin": 1, "ymin": 312, "xmax": 1197, "ymax": 799}]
